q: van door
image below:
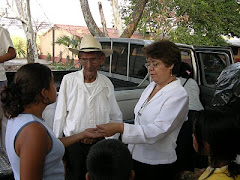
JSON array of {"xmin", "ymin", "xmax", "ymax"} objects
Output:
[{"xmin": 195, "ymin": 47, "xmax": 234, "ymax": 109}]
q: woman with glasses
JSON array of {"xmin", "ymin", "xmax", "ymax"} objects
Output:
[{"xmin": 97, "ymin": 40, "xmax": 189, "ymax": 180}]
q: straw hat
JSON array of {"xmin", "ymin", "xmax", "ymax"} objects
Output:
[{"xmin": 69, "ymin": 34, "xmax": 113, "ymax": 57}]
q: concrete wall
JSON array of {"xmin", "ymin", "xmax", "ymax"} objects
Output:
[{"xmin": 40, "ymin": 28, "xmax": 78, "ymax": 64}]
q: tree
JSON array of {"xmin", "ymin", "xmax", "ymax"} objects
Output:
[
  {"xmin": 54, "ymin": 35, "xmax": 80, "ymax": 61},
  {"xmin": 98, "ymin": 2, "xmax": 108, "ymax": 37},
  {"xmin": 121, "ymin": 0, "xmax": 188, "ymax": 39},
  {"xmin": 120, "ymin": 0, "xmax": 148, "ymax": 38},
  {"xmin": 171, "ymin": 0, "xmax": 240, "ymax": 46},
  {"xmin": 12, "ymin": 36, "xmax": 27, "ymax": 58},
  {"xmin": 121, "ymin": 0, "xmax": 240, "ymax": 46},
  {"xmin": 111, "ymin": 0, "xmax": 123, "ymax": 36},
  {"xmin": 79, "ymin": 0, "xmax": 106, "ymax": 37},
  {"xmin": 79, "ymin": 0, "xmax": 148, "ymax": 38},
  {"xmin": 5, "ymin": 0, "xmax": 37, "ymax": 63}
]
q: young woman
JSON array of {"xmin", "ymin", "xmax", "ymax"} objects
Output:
[
  {"xmin": 193, "ymin": 110, "xmax": 240, "ymax": 180},
  {"xmin": 1, "ymin": 63, "xmax": 103, "ymax": 180}
]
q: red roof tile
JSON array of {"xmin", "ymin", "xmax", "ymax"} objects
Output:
[{"xmin": 53, "ymin": 24, "xmax": 143, "ymax": 39}]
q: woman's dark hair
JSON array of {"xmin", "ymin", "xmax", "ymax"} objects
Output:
[
  {"xmin": 177, "ymin": 61, "xmax": 192, "ymax": 78},
  {"xmin": 1, "ymin": 63, "xmax": 52, "ymax": 118},
  {"xmin": 86, "ymin": 139, "xmax": 133, "ymax": 180},
  {"xmin": 142, "ymin": 40, "xmax": 181, "ymax": 75},
  {"xmin": 193, "ymin": 110, "xmax": 240, "ymax": 178}
]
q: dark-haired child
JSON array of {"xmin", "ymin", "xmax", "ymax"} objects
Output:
[
  {"xmin": 193, "ymin": 110, "xmax": 240, "ymax": 180},
  {"xmin": 86, "ymin": 139, "xmax": 135, "ymax": 180}
]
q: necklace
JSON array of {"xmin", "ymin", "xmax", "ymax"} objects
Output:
[
  {"xmin": 138, "ymin": 78, "xmax": 176, "ymax": 117},
  {"xmin": 168, "ymin": 78, "xmax": 176, "ymax": 84},
  {"xmin": 138, "ymin": 98, "xmax": 148, "ymax": 117}
]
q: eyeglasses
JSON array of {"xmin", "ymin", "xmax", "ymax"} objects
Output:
[
  {"xmin": 80, "ymin": 58, "xmax": 99, "ymax": 64},
  {"xmin": 144, "ymin": 61, "xmax": 160, "ymax": 68}
]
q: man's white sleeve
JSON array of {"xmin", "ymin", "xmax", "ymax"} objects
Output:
[{"xmin": 53, "ymin": 77, "xmax": 68, "ymax": 138}]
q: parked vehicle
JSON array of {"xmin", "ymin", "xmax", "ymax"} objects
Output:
[
  {"xmin": 4, "ymin": 38, "xmax": 235, "ymax": 125},
  {"xmin": 1, "ymin": 37, "xmax": 235, "ymax": 178}
]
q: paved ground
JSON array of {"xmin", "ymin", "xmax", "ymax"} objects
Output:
[
  {"xmin": 4, "ymin": 59, "xmax": 51, "ymax": 65},
  {"xmin": 4, "ymin": 59, "xmax": 52, "ymax": 71}
]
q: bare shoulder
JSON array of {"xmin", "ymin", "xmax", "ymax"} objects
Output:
[{"xmin": 15, "ymin": 122, "xmax": 49, "ymax": 155}]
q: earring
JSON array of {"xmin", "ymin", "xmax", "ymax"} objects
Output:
[
  {"xmin": 42, "ymin": 97, "xmax": 51, "ymax": 105},
  {"xmin": 170, "ymin": 69, "xmax": 173, "ymax": 77}
]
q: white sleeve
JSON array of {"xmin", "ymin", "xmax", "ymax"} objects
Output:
[
  {"xmin": 53, "ymin": 77, "xmax": 68, "ymax": 138},
  {"xmin": 109, "ymin": 90, "xmax": 123, "ymax": 123},
  {"xmin": 0, "ymin": 28, "xmax": 14, "ymax": 52},
  {"xmin": 107, "ymin": 79, "xmax": 123, "ymax": 139},
  {"xmin": 122, "ymin": 91, "xmax": 188, "ymax": 144}
]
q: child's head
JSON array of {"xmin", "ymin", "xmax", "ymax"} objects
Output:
[
  {"xmin": 1, "ymin": 63, "xmax": 55, "ymax": 118},
  {"xmin": 86, "ymin": 139, "xmax": 134, "ymax": 180},
  {"xmin": 177, "ymin": 61, "xmax": 192, "ymax": 78},
  {"xmin": 193, "ymin": 110, "xmax": 240, "ymax": 168}
]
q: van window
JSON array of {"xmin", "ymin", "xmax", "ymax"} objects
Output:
[
  {"xmin": 110, "ymin": 42, "xmax": 128, "ymax": 75},
  {"xmin": 181, "ymin": 50, "xmax": 192, "ymax": 66},
  {"xmin": 179, "ymin": 50, "xmax": 194, "ymax": 78},
  {"xmin": 100, "ymin": 41, "xmax": 147, "ymax": 79},
  {"xmin": 199, "ymin": 53, "xmax": 227, "ymax": 85},
  {"xmin": 100, "ymin": 42, "xmax": 111, "ymax": 72},
  {"xmin": 129, "ymin": 44, "xmax": 147, "ymax": 78}
]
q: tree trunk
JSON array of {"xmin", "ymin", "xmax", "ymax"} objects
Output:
[
  {"xmin": 15, "ymin": 0, "xmax": 37, "ymax": 63},
  {"xmin": 111, "ymin": 0, "xmax": 123, "ymax": 36},
  {"xmin": 120, "ymin": 0, "xmax": 148, "ymax": 38},
  {"xmin": 80, "ymin": 0, "xmax": 147, "ymax": 38},
  {"xmin": 26, "ymin": 0, "xmax": 37, "ymax": 61},
  {"xmin": 79, "ymin": 0, "xmax": 105, "ymax": 37},
  {"xmin": 98, "ymin": 2, "xmax": 108, "ymax": 37},
  {"xmin": 27, "ymin": 39, "xmax": 34, "ymax": 63}
]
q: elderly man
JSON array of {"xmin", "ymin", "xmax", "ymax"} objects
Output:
[{"xmin": 53, "ymin": 34, "xmax": 122, "ymax": 180}]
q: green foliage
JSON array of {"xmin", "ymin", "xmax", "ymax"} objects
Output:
[
  {"xmin": 169, "ymin": 27, "xmax": 227, "ymax": 46},
  {"xmin": 50, "ymin": 61, "xmax": 75, "ymax": 70},
  {"xmin": 171, "ymin": 0, "xmax": 240, "ymax": 46},
  {"xmin": 46, "ymin": 53, "xmax": 51, "ymax": 61},
  {"xmin": 11, "ymin": 36, "xmax": 27, "ymax": 58},
  {"xmin": 54, "ymin": 35, "xmax": 81, "ymax": 61},
  {"xmin": 121, "ymin": 0, "xmax": 178, "ymax": 39},
  {"xmin": 54, "ymin": 35, "xmax": 80, "ymax": 48},
  {"xmin": 122, "ymin": 0, "xmax": 240, "ymax": 46}
]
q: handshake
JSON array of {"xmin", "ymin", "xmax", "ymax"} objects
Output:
[{"xmin": 80, "ymin": 122, "xmax": 124, "ymax": 144}]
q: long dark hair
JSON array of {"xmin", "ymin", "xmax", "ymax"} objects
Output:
[
  {"xmin": 177, "ymin": 61, "xmax": 192, "ymax": 78},
  {"xmin": 1, "ymin": 63, "xmax": 52, "ymax": 118},
  {"xmin": 194, "ymin": 110, "xmax": 240, "ymax": 179}
]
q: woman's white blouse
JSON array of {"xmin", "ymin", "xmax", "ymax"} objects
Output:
[{"xmin": 122, "ymin": 79, "xmax": 189, "ymax": 165}]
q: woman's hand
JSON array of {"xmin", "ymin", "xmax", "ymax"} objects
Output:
[{"xmin": 97, "ymin": 123, "xmax": 124, "ymax": 137}]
